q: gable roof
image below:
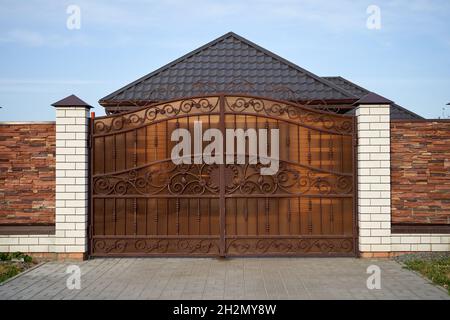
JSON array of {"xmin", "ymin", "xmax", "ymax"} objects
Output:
[
  {"xmin": 100, "ymin": 32, "xmax": 357, "ymax": 105},
  {"xmin": 323, "ymin": 76, "xmax": 423, "ymax": 119}
]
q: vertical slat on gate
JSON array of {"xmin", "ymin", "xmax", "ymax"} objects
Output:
[
  {"xmin": 245, "ymin": 199, "xmax": 249, "ymax": 235},
  {"xmin": 117, "ymin": 198, "xmax": 125, "ymax": 236},
  {"xmin": 153, "ymin": 198, "xmax": 157, "ymax": 235},
  {"xmin": 265, "ymin": 197, "xmax": 269, "ymax": 234},
  {"xmin": 133, "ymin": 198, "xmax": 137, "ymax": 235},
  {"xmin": 197, "ymin": 198, "xmax": 200, "ymax": 235},
  {"xmin": 234, "ymin": 198, "xmax": 238, "ymax": 235},
  {"xmin": 287, "ymin": 198, "xmax": 291, "ymax": 235},
  {"xmin": 176, "ymin": 198, "xmax": 180, "ymax": 235},
  {"xmin": 219, "ymin": 95, "xmax": 226, "ymax": 256},
  {"xmin": 93, "ymin": 198, "xmax": 104, "ymax": 236},
  {"xmin": 166, "ymin": 199, "xmax": 169, "ymax": 236},
  {"xmin": 298, "ymin": 197, "xmax": 302, "ymax": 234},
  {"xmin": 340, "ymin": 135, "xmax": 344, "ymax": 174},
  {"xmin": 256, "ymin": 197, "xmax": 259, "ymax": 236},
  {"xmin": 207, "ymin": 113, "xmax": 212, "ymax": 236},
  {"xmin": 330, "ymin": 199, "xmax": 334, "ymax": 234},
  {"xmin": 297, "ymin": 125, "xmax": 300, "ymax": 164},
  {"xmin": 319, "ymin": 198, "xmax": 323, "ymax": 235},
  {"xmin": 319, "ymin": 131, "xmax": 322, "ymax": 169},
  {"xmin": 329, "ymin": 134, "xmax": 334, "ymax": 171},
  {"xmin": 276, "ymin": 198, "xmax": 280, "ymax": 235},
  {"xmin": 307, "ymin": 130, "xmax": 311, "ymax": 166},
  {"xmin": 187, "ymin": 198, "xmax": 190, "ymax": 235},
  {"xmin": 143, "ymin": 198, "xmax": 147, "ymax": 235},
  {"xmin": 285, "ymin": 122, "xmax": 291, "ymax": 235},
  {"xmin": 308, "ymin": 198, "xmax": 312, "ymax": 234},
  {"xmin": 208, "ymin": 198, "xmax": 211, "ymax": 235}
]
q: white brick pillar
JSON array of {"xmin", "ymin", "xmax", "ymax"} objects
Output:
[
  {"xmin": 355, "ymin": 93, "xmax": 392, "ymax": 254},
  {"xmin": 52, "ymin": 95, "xmax": 91, "ymax": 256}
]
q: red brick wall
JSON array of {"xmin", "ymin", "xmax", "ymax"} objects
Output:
[
  {"xmin": 0, "ymin": 123, "xmax": 55, "ymax": 225},
  {"xmin": 391, "ymin": 121, "xmax": 450, "ymax": 224}
]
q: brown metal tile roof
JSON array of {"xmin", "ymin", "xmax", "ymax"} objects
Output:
[
  {"xmin": 99, "ymin": 32, "xmax": 423, "ymax": 120},
  {"xmin": 324, "ymin": 76, "xmax": 423, "ymax": 119},
  {"xmin": 100, "ymin": 32, "xmax": 357, "ymax": 105}
]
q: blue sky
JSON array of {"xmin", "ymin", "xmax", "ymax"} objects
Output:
[{"xmin": 0, "ymin": 0, "xmax": 449, "ymax": 120}]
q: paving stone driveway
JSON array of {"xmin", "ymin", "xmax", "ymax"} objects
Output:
[{"xmin": 0, "ymin": 258, "xmax": 448, "ymax": 300}]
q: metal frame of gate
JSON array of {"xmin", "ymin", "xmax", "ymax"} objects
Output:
[{"xmin": 89, "ymin": 95, "xmax": 358, "ymax": 257}]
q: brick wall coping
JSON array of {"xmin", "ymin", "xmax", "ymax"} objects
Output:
[
  {"xmin": 391, "ymin": 119, "xmax": 450, "ymax": 123},
  {"xmin": 0, "ymin": 121, "xmax": 56, "ymax": 125},
  {"xmin": 0, "ymin": 225, "xmax": 55, "ymax": 235},
  {"xmin": 392, "ymin": 224, "xmax": 450, "ymax": 234}
]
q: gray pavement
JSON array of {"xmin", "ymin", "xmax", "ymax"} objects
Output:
[{"xmin": 0, "ymin": 258, "xmax": 448, "ymax": 300}]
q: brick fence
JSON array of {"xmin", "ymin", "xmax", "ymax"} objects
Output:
[
  {"xmin": 0, "ymin": 123, "xmax": 55, "ymax": 226},
  {"xmin": 0, "ymin": 95, "xmax": 449, "ymax": 259},
  {"xmin": 391, "ymin": 120, "xmax": 450, "ymax": 226}
]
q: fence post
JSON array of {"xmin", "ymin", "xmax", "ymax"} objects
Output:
[
  {"xmin": 52, "ymin": 95, "xmax": 92, "ymax": 258},
  {"xmin": 355, "ymin": 93, "xmax": 392, "ymax": 256}
]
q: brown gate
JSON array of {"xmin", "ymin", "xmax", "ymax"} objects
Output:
[{"xmin": 90, "ymin": 95, "xmax": 357, "ymax": 257}]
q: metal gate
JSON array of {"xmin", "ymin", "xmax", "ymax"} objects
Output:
[{"xmin": 90, "ymin": 95, "xmax": 357, "ymax": 257}]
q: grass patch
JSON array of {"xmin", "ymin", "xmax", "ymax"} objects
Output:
[
  {"xmin": 0, "ymin": 264, "xmax": 22, "ymax": 283},
  {"xmin": 404, "ymin": 257, "xmax": 450, "ymax": 295},
  {"xmin": 0, "ymin": 252, "xmax": 36, "ymax": 284}
]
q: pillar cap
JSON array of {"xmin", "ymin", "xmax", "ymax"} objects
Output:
[
  {"xmin": 52, "ymin": 94, "xmax": 92, "ymax": 108},
  {"xmin": 354, "ymin": 92, "xmax": 393, "ymax": 106}
]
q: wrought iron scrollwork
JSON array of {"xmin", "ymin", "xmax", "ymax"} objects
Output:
[
  {"xmin": 94, "ymin": 97, "xmax": 219, "ymax": 135},
  {"xmin": 226, "ymin": 238, "xmax": 354, "ymax": 254},
  {"xmin": 93, "ymin": 161, "xmax": 352, "ymax": 196},
  {"xmin": 93, "ymin": 162, "xmax": 221, "ymax": 196},
  {"xmin": 93, "ymin": 239, "xmax": 220, "ymax": 255},
  {"xmin": 226, "ymin": 97, "xmax": 353, "ymax": 134},
  {"xmin": 224, "ymin": 162, "xmax": 352, "ymax": 196}
]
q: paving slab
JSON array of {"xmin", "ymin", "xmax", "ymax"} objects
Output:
[{"xmin": 0, "ymin": 258, "xmax": 448, "ymax": 300}]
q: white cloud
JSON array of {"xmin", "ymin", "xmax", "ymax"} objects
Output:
[
  {"xmin": 0, "ymin": 29, "xmax": 90, "ymax": 47},
  {"xmin": 0, "ymin": 79, "xmax": 107, "ymax": 93},
  {"xmin": 0, "ymin": 30, "xmax": 45, "ymax": 46}
]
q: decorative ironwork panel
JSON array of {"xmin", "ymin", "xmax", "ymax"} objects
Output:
[
  {"xmin": 226, "ymin": 238, "xmax": 354, "ymax": 256},
  {"xmin": 225, "ymin": 96, "xmax": 353, "ymax": 135},
  {"xmin": 94, "ymin": 97, "xmax": 220, "ymax": 135},
  {"xmin": 90, "ymin": 95, "xmax": 356, "ymax": 257},
  {"xmin": 93, "ymin": 162, "xmax": 221, "ymax": 196}
]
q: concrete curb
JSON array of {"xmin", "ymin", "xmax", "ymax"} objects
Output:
[
  {"xmin": 0, "ymin": 262, "xmax": 46, "ymax": 286},
  {"xmin": 394, "ymin": 259, "xmax": 449, "ymax": 296}
]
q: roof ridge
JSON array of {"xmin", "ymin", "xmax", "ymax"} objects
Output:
[{"xmin": 99, "ymin": 32, "xmax": 357, "ymax": 103}]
